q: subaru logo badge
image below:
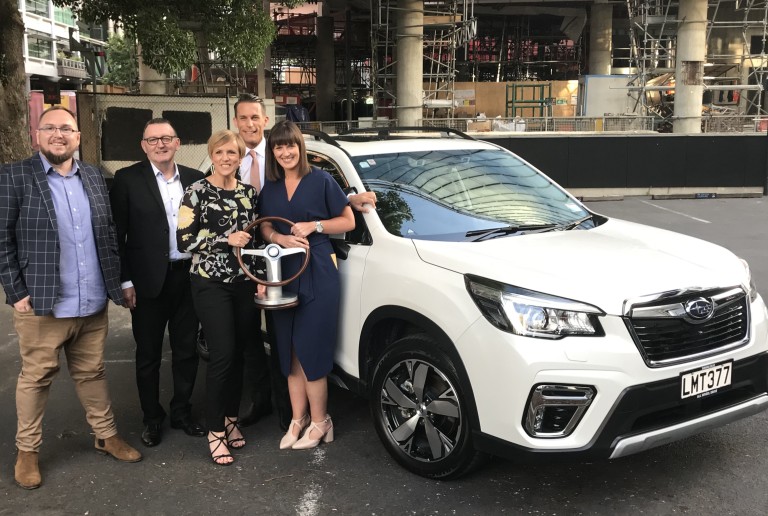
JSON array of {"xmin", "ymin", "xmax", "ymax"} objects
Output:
[{"xmin": 684, "ymin": 297, "xmax": 714, "ymax": 320}]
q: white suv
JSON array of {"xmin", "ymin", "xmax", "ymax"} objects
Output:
[{"xmin": 295, "ymin": 128, "xmax": 767, "ymax": 479}]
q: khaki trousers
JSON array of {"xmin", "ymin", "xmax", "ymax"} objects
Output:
[{"xmin": 14, "ymin": 307, "xmax": 117, "ymax": 452}]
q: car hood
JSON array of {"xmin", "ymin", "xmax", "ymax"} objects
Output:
[{"xmin": 412, "ymin": 218, "xmax": 747, "ymax": 315}]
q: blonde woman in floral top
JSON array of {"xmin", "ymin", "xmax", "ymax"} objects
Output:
[{"xmin": 177, "ymin": 129, "xmax": 260, "ymax": 466}]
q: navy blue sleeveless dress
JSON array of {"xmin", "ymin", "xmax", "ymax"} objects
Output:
[{"xmin": 258, "ymin": 167, "xmax": 350, "ymax": 381}]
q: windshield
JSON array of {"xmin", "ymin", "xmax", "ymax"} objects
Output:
[{"xmin": 353, "ymin": 149, "xmax": 593, "ymax": 241}]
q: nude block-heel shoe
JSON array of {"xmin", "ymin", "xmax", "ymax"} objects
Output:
[
  {"xmin": 292, "ymin": 415, "xmax": 334, "ymax": 450},
  {"xmin": 279, "ymin": 414, "xmax": 310, "ymax": 450}
]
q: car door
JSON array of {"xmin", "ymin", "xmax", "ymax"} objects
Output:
[{"xmin": 307, "ymin": 150, "xmax": 372, "ymax": 379}]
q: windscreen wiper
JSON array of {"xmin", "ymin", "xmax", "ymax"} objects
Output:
[
  {"xmin": 466, "ymin": 223, "xmax": 557, "ymax": 242},
  {"xmin": 557, "ymin": 215, "xmax": 594, "ymax": 231}
]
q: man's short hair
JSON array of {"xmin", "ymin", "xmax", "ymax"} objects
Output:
[
  {"xmin": 234, "ymin": 93, "xmax": 265, "ymax": 117},
  {"xmin": 39, "ymin": 105, "xmax": 77, "ymax": 124},
  {"xmin": 143, "ymin": 117, "xmax": 176, "ymax": 134}
]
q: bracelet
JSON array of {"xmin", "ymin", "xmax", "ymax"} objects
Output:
[{"xmin": 269, "ymin": 231, "xmax": 276, "ymax": 244}]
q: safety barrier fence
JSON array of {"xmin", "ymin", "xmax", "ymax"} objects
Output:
[
  {"xmin": 310, "ymin": 116, "xmax": 768, "ymax": 134},
  {"xmin": 73, "ymin": 91, "xmax": 768, "ymax": 175}
]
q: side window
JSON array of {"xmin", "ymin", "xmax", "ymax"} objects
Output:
[
  {"xmin": 307, "ymin": 152, "xmax": 371, "ymax": 246},
  {"xmin": 308, "ymin": 153, "xmax": 349, "ymax": 190}
]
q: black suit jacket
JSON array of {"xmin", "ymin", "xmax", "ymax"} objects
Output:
[
  {"xmin": 110, "ymin": 160, "xmax": 204, "ymax": 299},
  {"xmin": 0, "ymin": 154, "xmax": 123, "ymax": 315}
]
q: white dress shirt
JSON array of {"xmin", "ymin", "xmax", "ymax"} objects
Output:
[
  {"xmin": 121, "ymin": 162, "xmax": 190, "ymax": 290},
  {"xmin": 240, "ymin": 137, "xmax": 266, "ymax": 189}
]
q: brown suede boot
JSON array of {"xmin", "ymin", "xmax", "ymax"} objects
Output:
[
  {"xmin": 15, "ymin": 450, "xmax": 41, "ymax": 490},
  {"xmin": 94, "ymin": 435, "xmax": 142, "ymax": 463}
]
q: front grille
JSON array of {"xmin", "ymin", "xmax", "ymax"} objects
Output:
[{"xmin": 626, "ymin": 288, "xmax": 750, "ymax": 367}]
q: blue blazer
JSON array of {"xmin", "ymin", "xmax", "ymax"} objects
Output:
[{"xmin": 0, "ymin": 153, "xmax": 123, "ymax": 315}]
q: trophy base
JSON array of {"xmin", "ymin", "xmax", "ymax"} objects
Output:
[{"xmin": 254, "ymin": 292, "xmax": 299, "ymax": 310}]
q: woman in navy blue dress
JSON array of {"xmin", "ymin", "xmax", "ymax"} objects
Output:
[{"xmin": 259, "ymin": 121, "xmax": 355, "ymax": 450}]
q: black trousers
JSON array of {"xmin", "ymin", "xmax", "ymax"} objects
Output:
[
  {"xmin": 132, "ymin": 266, "xmax": 199, "ymax": 426},
  {"xmin": 242, "ymin": 310, "xmax": 291, "ymax": 418},
  {"xmin": 191, "ymin": 276, "xmax": 258, "ymax": 433}
]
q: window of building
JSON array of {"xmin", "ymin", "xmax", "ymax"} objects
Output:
[
  {"xmin": 25, "ymin": 0, "xmax": 49, "ymax": 17},
  {"xmin": 54, "ymin": 7, "xmax": 76, "ymax": 26},
  {"xmin": 28, "ymin": 35, "xmax": 53, "ymax": 61},
  {"xmin": 87, "ymin": 25, "xmax": 107, "ymax": 41}
]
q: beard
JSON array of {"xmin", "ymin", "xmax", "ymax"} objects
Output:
[{"xmin": 41, "ymin": 148, "xmax": 74, "ymax": 165}]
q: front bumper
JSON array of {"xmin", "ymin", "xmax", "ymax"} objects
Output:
[{"xmin": 473, "ymin": 352, "xmax": 768, "ymax": 461}]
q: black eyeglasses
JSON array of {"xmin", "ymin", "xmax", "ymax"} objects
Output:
[{"xmin": 142, "ymin": 136, "xmax": 177, "ymax": 145}]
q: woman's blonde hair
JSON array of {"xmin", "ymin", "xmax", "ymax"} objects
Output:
[
  {"xmin": 207, "ymin": 130, "xmax": 246, "ymax": 160},
  {"xmin": 265, "ymin": 121, "xmax": 310, "ymax": 181}
]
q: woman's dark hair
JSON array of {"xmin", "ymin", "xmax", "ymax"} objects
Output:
[{"xmin": 265, "ymin": 120, "xmax": 310, "ymax": 181}]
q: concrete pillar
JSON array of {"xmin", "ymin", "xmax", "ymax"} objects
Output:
[
  {"xmin": 138, "ymin": 45, "xmax": 166, "ymax": 94},
  {"xmin": 257, "ymin": 0, "xmax": 272, "ymax": 99},
  {"xmin": 257, "ymin": 46, "xmax": 272, "ymax": 99},
  {"xmin": 316, "ymin": 16, "xmax": 335, "ymax": 121},
  {"xmin": 396, "ymin": 0, "xmax": 423, "ymax": 126},
  {"xmin": 673, "ymin": 0, "xmax": 707, "ymax": 134},
  {"xmin": 589, "ymin": 2, "xmax": 612, "ymax": 75}
]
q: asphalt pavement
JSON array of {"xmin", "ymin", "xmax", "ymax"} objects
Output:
[{"xmin": 1, "ymin": 196, "xmax": 767, "ymax": 515}]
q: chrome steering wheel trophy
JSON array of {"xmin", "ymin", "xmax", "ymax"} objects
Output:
[{"xmin": 235, "ymin": 216, "xmax": 311, "ymax": 310}]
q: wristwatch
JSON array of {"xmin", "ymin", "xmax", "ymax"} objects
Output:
[{"xmin": 315, "ymin": 220, "xmax": 324, "ymax": 233}]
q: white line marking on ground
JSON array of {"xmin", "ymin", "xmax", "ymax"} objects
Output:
[
  {"xmin": 296, "ymin": 482, "xmax": 322, "ymax": 516},
  {"xmin": 295, "ymin": 447, "xmax": 327, "ymax": 516},
  {"xmin": 641, "ymin": 201, "xmax": 712, "ymax": 224},
  {"xmin": 310, "ymin": 447, "xmax": 326, "ymax": 467}
]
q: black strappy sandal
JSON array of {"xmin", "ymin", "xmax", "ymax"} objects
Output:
[
  {"xmin": 208, "ymin": 432, "xmax": 233, "ymax": 466},
  {"xmin": 224, "ymin": 417, "xmax": 246, "ymax": 449}
]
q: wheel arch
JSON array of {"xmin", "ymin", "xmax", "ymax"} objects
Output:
[{"xmin": 358, "ymin": 305, "xmax": 481, "ymax": 431}]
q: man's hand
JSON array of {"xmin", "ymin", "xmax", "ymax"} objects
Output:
[
  {"xmin": 13, "ymin": 296, "xmax": 32, "ymax": 313},
  {"xmin": 122, "ymin": 287, "xmax": 137, "ymax": 310},
  {"xmin": 349, "ymin": 192, "xmax": 377, "ymax": 213}
]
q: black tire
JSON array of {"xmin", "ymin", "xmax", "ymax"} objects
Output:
[{"xmin": 370, "ymin": 334, "xmax": 482, "ymax": 479}]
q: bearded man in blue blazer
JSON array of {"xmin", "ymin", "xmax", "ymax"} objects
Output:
[{"xmin": 0, "ymin": 106, "xmax": 142, "ymax": 490}]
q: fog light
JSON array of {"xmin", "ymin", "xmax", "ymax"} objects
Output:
[{"xmin": 524, "ymin": 384, "xmax": 595, "ymax": 438}]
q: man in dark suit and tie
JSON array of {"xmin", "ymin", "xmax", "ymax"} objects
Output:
[
  {"xmin": 0, "ymin": 106, "xmax": 142, "ymax": 490},
  {"xmin": 110, "ymin": 118, "xmax": 206, "ymax": 447},
  {"xmin": 231, "ymin": 94, "xmax": 287, "ymax": 429},
  {"xmin": 233, "ymin": 94, "xmax": 378, "ymax": 431}
]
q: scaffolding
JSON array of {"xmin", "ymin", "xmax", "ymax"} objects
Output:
[
  {"xmin": 505, "ymin": 82, "xmax": 553, "ymax": 117},
  {"xmin": 270, "ymin": 12, "xmax": 319, "ymax": 96},
  {"xmin": 370, "ymin": 0, "xmax": 477, "ymax": 120},
  {"xmin": 461, "ymin": 15, "xmax": 582, "ymax": 82},
  {"xmin": 624, "ymin": 0, "xmax": 768, "ymax": 122},
  {"xmin": 269, "ymin": 9, "xmax": 373, "ymax": 118}
]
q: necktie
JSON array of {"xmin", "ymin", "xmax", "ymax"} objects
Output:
[{"xmin": 249, "ymin": 149, "xmax": 261, "ymax": 193}]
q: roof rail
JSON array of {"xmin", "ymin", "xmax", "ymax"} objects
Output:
[
  {"xmin": 301, "ymin": 128, "xmax": 341, "ymax": 148},
  {"xmin": 337, "ymin": 126, "xmax": 476, "ymax": 141}
]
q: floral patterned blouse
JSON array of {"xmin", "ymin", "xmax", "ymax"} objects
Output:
[{"xmin": 177, "ymin": 179, "xmax": 260, "ymax": 282}]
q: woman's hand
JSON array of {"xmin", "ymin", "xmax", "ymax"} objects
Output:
[
  {"xmin": 290, "ymin": 222, "xmax": 316, "ymax": 239},
  {"xmin": 274, "ymin": 232, "xmax": 309, "ymax": 250},
  {"xmin": 228, "ymin": 230, "xmax": 252, "ymax": 248}
]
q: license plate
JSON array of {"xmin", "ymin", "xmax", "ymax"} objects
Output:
[{"xmin": 680, "ymin": 361, "xmax": 732, "ymax": 399}]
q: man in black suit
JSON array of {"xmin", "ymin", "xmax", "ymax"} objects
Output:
[
  {"xmin": 231, "ymin": 94, "xmax": 289, "ymax": 430},
  {"xmin": 110, "ymin": 118, "xmax": 206, "ymax": 447}
]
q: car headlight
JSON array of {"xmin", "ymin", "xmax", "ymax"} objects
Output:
[
  {"xmin": 466, "ymin": 275, "xmax": 605, "ymax": 339},
  {"xmin": 740, "ymin": 258, "xmax": 759, "ymax": 302}
]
